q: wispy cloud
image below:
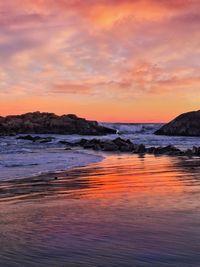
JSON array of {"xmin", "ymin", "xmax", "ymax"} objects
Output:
[{"xmin": 0, "ymin": 0, "xmax": 200, "ymax": 120}]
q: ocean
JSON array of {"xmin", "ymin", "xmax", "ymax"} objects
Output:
[
  {"xmin": 1, "ymin": 123, "xmax": 200, "ymax": 181},
  {"xmin": 0, "ymin": 123, "xmax": 200, "ymax": 266}
]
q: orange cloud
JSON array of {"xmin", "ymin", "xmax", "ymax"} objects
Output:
[
  {"xmin": 52, "ymin": 82, "xmax": 92, "ymax": 95},
  {"xmin": 0, "ymin": 0, "xmax": 200, "ymax": 121}
]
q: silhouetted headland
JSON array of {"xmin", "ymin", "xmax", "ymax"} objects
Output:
[
  {"xmin": 0, "ymin": 112, "xmax": 116, "ymax": 136},
  {"xmin": 155, "ymin": 110, "xmax": 200, "ymax": 136}
]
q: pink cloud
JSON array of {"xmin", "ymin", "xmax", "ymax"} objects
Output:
[
  {"xmin": 52, "ymin": 82, "xmax": 93, "ymax": 95},
  {"xmin": 0, "ymin": 0, "xmax": 200, "ymax": 120}
]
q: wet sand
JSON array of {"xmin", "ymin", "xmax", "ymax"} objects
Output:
[{"xmin": 0, "ymin": 154, "xmax": 200, "ymax": 266}]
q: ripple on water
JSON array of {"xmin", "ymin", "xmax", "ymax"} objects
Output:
[{"xmin": 0, "ymin": 154, "xmax": 200, "ymax": 266}]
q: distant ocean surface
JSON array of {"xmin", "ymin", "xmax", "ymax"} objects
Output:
[{"xmin": 1, "ymin": 123, "xmax": 200, "ymax": 181}]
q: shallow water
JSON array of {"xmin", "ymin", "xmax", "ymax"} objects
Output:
[{"xmin": 0, "ymin": 154, "xmax": 200, "ymax": 266}]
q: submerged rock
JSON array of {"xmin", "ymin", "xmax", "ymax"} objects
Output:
[
  {"xmin": 74, "ymin": 138, "xmax": 135, "ymax": 152},
  {"xmin": 155, "ymin": 110, "xmax": 200, "ymax": 136},
  {"xmin": 133, "ymin": 144, "xmax": 146, "ymax": 154},
  {"xmin": 39, "ymin": 137, "xmax": 54, "ymax": 143},
  {"xmin": 153, "ymin": 145, "xmax": 182, "ymax": 155},
  {"xmin": 192, "ymin": 146, "xmax": 200, "ymax": 156},
  {"xmin": 0, "ymin": 112, "xmax": 116, "ymax": 136},
  {"xmin": 59, "ymin": 140, "xmax": 76, "ymax": 146},
  {"xmin": 17, "ymin": 135, "xmax": 54, "ymax": 143},
  {"xmin": 67, "ymin": 137, "xmax": 200, "ymax": 158},
  {"xmin": 17, "ymin": 135, "xmax": 40, "ymax": 141},
  {"xmin": 146, "ymin": 147, "xmax": 156, "ymax": 154}
]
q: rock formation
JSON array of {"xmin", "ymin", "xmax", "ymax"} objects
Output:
[
  {"xmin": 155, "ymin": 110, "xmax": 200, "ymax": 136},
  {"xmin": 0, "ymin": 112, "xmax": 116, "ymax": 136},
  {"xmin": 64, "ymin": 137, "xmax": 200, "ymax": 157},
  {"xmin": 70, "ymin": 137, "xmax": 184, "ymax": 155}
]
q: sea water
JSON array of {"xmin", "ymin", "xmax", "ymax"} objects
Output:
[{"xmin": 1, "ymin": 123, "xmax": 200, "ymax": 181}]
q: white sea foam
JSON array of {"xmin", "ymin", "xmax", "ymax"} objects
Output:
[
  {"xmin": 102, "ymin": 123, "xmax": 200, "ymax": 149},
  {"xmin": 0, "ymin": 142, "xmax": 103, "ymax": 181},
  {"xmin": 101, "ymin": 123, "xmax": 159, "ymax": 134}
]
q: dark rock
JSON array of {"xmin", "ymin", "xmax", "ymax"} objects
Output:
[
  {"xmin": 77, "ymin": 139, "xmax": 120, "ymax": 151},
  {"xmin": 113, "ymin": 137, "xmax": 132, "ymax": 146},
  {"xmin": 184, "ymin": 149, "xmax": 193, "ymax": 157},
  {"xmin": 168, "ymin": 150, "xmax": 184, "ymax": 156},
  {"xmin": 154, "ymin": 145, "xmax": 181, "ymax": 155},
  {"xmin": 101, "ymin": 141, "xmax": 119, "ymax": 151},
  {"xmin": 87, "ymin": 139, "xmax": 101, "ymax": 145},
  {"xmin": 65, "ymin": 147, "xmax": 72, "ymax": 150},
  {"xmin": 192, "ymin": 146, "xmax": 200, "ymax": 156},
  {"xmin": 146, "ymin": 147, "xmax": 156, "ymax": 154},
  {"xmin": 113, "ymin": 137, "xmax": 134, "ymax": 152},
  {"xmin": 75, "ymin": 139, "xmax": 89, "ymax": 146},
  {"xmin": 74, "ymin": 137, "xmax": 136, "ymax": 152},
  {"xmin": 63, "ymin": 136, "xmax": 200, "ymax": 158},
  {"xmin": 17, "ymin": 135, "xmax": 54, "ymax": 143},
  {"xmin": 8, "ymin": 133, "xmax": 16, "ymax": 136},
  {"xmin": 17, "ymin": 135, "xmax": 41, "ymax": 142},
  {"xmin": 59, "ymin": 140, "xmax": 73, "ymax": 146},
  {"xmin": 155, "ymin": 110, "xmax": 200, "ymax": 136},
  {"xmin": 93, "ymin": 144, "xmax": 102, "ymax": 151},
  {"xmin": 0, "ymin": 112, "xmax": 116, "ymax": 136},
  {"xmin": 133, "ymin": 144, "xmax": 146, "ymax": 154},
  {"xmin": 119, "ymin": 145, "xmax": 134, "ymax": 152},
  {"xmin": 81, "ymin": 139, "xmax": 98, "ymax": 149},
  {"xmin": 39, "ymin": 137, "xmax": 53, "ymax": 143},
  {"xmin": 83, "ymin": 143, "xmax": 96, "ymax": 149}
]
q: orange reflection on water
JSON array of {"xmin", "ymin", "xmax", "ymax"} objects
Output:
[
  {"xmin": 1, "ymin": 153, "xmax": 199, "ymax": 211},
  {"xmin": 55, "ymin": 154, "xmax": 187, "ymax": 204},
  {"xmin": 1, "ymin": 154, "xmax": 200, "ymax": 267}
]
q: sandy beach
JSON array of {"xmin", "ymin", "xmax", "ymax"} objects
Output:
[{"xmin": 0, "ymin": 153, "xmax": 200, "ymax": 266}]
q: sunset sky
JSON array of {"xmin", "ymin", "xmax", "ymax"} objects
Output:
[{"xmin": 0, "ymin": 0, "xmax": 200, "ymax": 122}]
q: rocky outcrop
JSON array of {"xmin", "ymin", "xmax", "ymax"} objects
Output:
[
  {"xmin": 62, "ymin": 137, "xmax": 200, "ymax": 157},
  {"xmin": 155, "ymin": 110, "xmax": 200, "ymax": 136},
  {"xmin": 0, "ymin": 112, "xmax": 116, "ymax": 136},
  {"xmin": 69, "ymin": 137, "xmax": 186, "ymax": 156},
  {"xmin": 74, "ymin": 137, "xmax": 136, "ymax": 152}
]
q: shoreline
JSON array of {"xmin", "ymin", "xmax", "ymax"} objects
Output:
[
  {"xmin": 0, "ymin": 147, "xmax": 104, "ymax": 182},
  {"xmin": 0, "ymin": 157, "xmax": 105, "ymax": 203},
  {"xmin": 1, "ymin": 151, "xmax": 199, "ymax": 203},
  {"xmin": 0, "ymin": 152, "xmax": 200, "ymax": 266},
  {"xmin": 1, "ymin": 132, "xmax": 200, "ymax": 203}
]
